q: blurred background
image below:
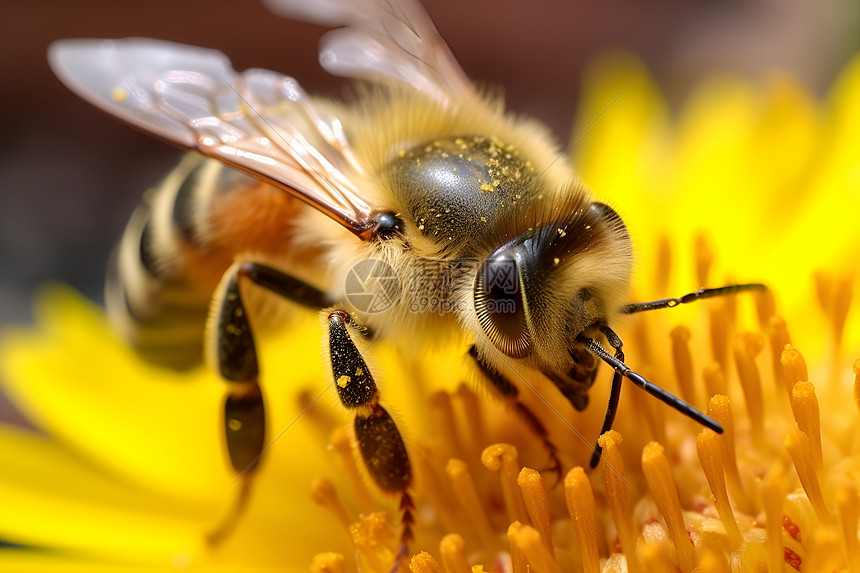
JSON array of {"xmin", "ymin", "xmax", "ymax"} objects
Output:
[{"xmin": 0, "ymin": 0, "xmax": 858, "ymax": 423}]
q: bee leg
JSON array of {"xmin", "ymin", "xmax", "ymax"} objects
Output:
[
  {"xmin": 207, "ymin": 262, "xmax": 330, "ymax": 546},
  {"xmin": 467, "ymin": 345, "xmax": 563, "ymax": 484},
  {"xmin": 588, "ymin": 326, "xmax": 625, "ymax": 468},
  {"xmin": 206, "ymin": 268, "xmax": 265, "ymax": 546},
  {"xmin": 327, "ymin": 310, "xmax": 414, "ymax": 550}
]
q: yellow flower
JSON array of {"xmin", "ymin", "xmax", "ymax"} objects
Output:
[{"xmin": 2, "ymin": 54, "xmax": 860, "ymax": 572}]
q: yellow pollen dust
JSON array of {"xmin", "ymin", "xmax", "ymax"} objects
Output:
[
  {"xmin": 110, "ymin": 87, "xmax": 127, "ymax": 102},
  {"xmin": 310, "ymin": 552, "xmax": 345, "ymax": 573},
  {"xmin": 336, "ymin": 375, "xmax": 350, "ymax": 388},
  {"xmin": 409, "ymin": 552, "xmax": 441, "ymax": 573}
]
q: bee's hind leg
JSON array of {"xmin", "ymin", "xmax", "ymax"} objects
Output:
[
  {"xmin": 206, "ymin": 261, "xmax": 331, "ymax": 546},
  {"xmin": 326, "ymin": 310, "xmax": 415, "ymax": 558},
  {"xmin": 467, "ymin": 345, "xmax": 563, "ymax": 485}
]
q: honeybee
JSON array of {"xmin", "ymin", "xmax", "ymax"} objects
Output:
[{"xmin": 49, "ymin": 0, "xmax": 763, "ymax": 550}]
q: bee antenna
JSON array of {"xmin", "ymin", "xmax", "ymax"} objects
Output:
[
  {"xmin": 577, "ymin": 334, "xmax": 723, "ymax": 434},
  {"xmin": 621, "ymin": 283, "xmax": 766, "ymax": 314}
]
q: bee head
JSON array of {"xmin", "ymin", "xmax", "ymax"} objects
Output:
[{"xmin": 473, "ymin": 201, "xmax": 633, "ymax": 377}]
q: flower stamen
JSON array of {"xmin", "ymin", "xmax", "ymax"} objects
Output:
[
  {"xmin": 709, "ymin": 306, "xmax": 730, "ymax": 371},
  {"xmin": 330, "ymin": 426, "xmax": 376, "ymax": 514},
  {"xmin": 311, "ymin": 477, "xmax": 355, "ymax": 537},
  {"xmin": 784, "ymin": 426, "xmax": 831, "ymax": 524},
  {"xmin": 734, "ymin": 332, "xmax": 766, "ymax": 443},
  {"xmin": 836, "ymin": 483, "xmax": 860, "ymax": 573},
  {"xmin": 439, "ymin": 533, "xmax": 471, "ymax": 573},
  {"xmin": 507, "ymin": 521, "xmax": 562, "ymax": 573},
  {"xmin": 641, "ymin": 441, "xmax": 696, "ymax": 572},
  {"xmin": 598, "ymin": 430, "xmax": 640, "ymax": 572},
  {"xmin": 409, "ymin": 551, "xmax": 442, "ymax": 573},
  {"xmin": 813, "ymin": 271, "xmax": 854, "ymax": 361},
  {"xmin": 706, "ymin": 394, "xmax": 745, "ymax": 505},
  {"xmin": 697, "ymin": 428, "xmax": 742, "ymax": 548},
  {"xmin": 481, "ymin": 443, "xmax": 528, "ymax": 524},
  {"xmin": 703, "ymin": 362, "xmax": 727, "ymax": 399},
  {"xmin": 430, "ymin": 393, "xmax": 462, "ymax": 463},
  {"xmin": 516, "ymin": 467, "xmax": 554, "ymax": 558},
  {"xmin": 350, "ymin": 512, "xmax": 399, "ymax": 572},
  {"xmin": 671, "ymin": 325, "xmax": 697, "ymax": 408},
  {"xmin": 563, "ymin": 467, "xmax": 600, "ymax": 573},
  {"xmin": 755, "ymin": 287, "xmax": 777, "ymax": 327},
  {"xmin": 506, "ymin": 521, "xmax": 528, "ymax": 573},
  {"xmin": 414, "ymin": 444, "xmax": 460, "ymax": 531},
  {"xmin": 767, "ymin": 316, "xmax": 791, "ymax": 392},
  {"xmin": 763, "ymin": 465, "xmax": 786, "ymax": 572},
  {"xmin": 852, "ymin": 359, "xmax": 860, "ymax": 414},
  {"xmin": 789, "ymin": 381, "xmax": 823, "ymax": 471},
  {"xmin": 781, "ymin": 344, "xmax": 809, "ymax": 397},
  {"xmin": 310, "ymin": 552, "xmax": 345, "ymax": 573},
  {"xmin": 695, "ymin": 233, "xmax": 714, "ymax": 287},
  {"xmin": 445, "ymin": 459, "xmax": 496, "ymax": 550},
  {"xmin": 454, "ymin": 384, "xmax": 485, "ymax": 458}
]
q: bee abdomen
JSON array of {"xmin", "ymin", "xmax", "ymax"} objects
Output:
[{"xmin": 106, "ymin": 154, "xmax": 252, "ymax": 370}]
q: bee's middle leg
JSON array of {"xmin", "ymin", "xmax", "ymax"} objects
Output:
[{"xmin": 326, "ymin": 310, "xmax": 414, "ymax": 547}]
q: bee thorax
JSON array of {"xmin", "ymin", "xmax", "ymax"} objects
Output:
[{"xmin": 386, "ymin": 136, "xmax": 536, "ymax": 250}]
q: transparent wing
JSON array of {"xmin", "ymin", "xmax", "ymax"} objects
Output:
[
  {"xmin": 263, "ymin": 0, "xmax": 475, "ymax": 105},
  {"xmin": 49, "ymin": 38, "xmax": 378, "ymax": 239}
]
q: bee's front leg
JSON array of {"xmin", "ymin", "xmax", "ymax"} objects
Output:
[
  {"xmin": 467, "ymin": 345, "xmax": 563, "ymax": 485},
  {"xmin": 326, "ymin": 310, "xmax": 414, "ymax": 550},
  {"xmin": 206, "ymin": 261, "xmax": 330, "ymax": 545}
]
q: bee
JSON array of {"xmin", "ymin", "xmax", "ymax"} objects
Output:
[{"xmin": 49, "ymin": 0, "xmax": 763, "ymax": 549}]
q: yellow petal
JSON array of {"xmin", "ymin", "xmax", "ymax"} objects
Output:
[
  {"xmin": 0, "ymin": 424, "xmax": 209, "ymax": 563},
  {"xmin": 0, "ymin": 285, "xmax": 229, "ymax": 500}
]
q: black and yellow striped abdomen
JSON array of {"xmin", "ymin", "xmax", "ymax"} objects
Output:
[{"xmin": 105, "ymin": 153, "xmax": 304, "ymax": 369}]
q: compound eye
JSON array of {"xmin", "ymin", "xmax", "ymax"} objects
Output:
[{"xmin": 474, "ymin": 248, "xmax": 532, "ymax": 358}]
